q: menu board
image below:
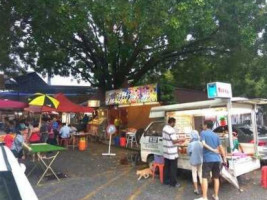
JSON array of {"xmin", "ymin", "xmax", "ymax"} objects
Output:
[{"xmin": 167, "ymin": 112, "xmax": 193, "ymax": 134}]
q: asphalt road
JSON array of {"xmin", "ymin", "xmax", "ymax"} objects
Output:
[{"xmin": 24, "ymin": 143, "xmax": 267, "ymax": 200}]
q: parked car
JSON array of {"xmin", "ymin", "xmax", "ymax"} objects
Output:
[{"xmin": 0, "ymin": 143, "xmax": 38, "ymax": 200}]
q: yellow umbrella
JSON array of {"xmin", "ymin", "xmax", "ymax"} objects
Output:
[{"xmin": 28, "ymin": 93, "xmax": 60, "ymax": 108}]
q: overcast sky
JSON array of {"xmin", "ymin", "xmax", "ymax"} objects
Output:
[{"xmin": 34, "ymin": 71, "xmax": 90, "ymax": 86}]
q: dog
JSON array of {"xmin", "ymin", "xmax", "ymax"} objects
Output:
[{"xmin": 136, "ymin": 168, "xmax": 153, "ymax": 180}]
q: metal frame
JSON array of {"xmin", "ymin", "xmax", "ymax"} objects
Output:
[{"xmin": 27, "ymin": 152, "xmax": 60, "ymax": 186}]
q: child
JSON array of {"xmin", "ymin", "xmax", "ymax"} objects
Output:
[{"xmin": 188, "ymin": 130, "xmax": 203, "ymax": 195}]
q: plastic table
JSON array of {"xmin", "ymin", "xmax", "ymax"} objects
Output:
[{"xmin": 27, "ymin": 143, "xmax": 65, "ymax": 185}]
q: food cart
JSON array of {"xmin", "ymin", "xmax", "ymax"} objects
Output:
[{"xmin": 140, "ymin": 97, "xmax": 267, "ymax": 182}]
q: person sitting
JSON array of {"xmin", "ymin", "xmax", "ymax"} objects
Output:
[
  {"xmin": 59, "ymin": 123, "xmax": 71, "ymax": 139},
  {"xmin": 11, "ymin": 123, "xmax": 28, "ymax": 159},
  {"xmin": 29, "ymin": 123, "xmax": 41, "ymax": 144},
  {"xmin": 4, "ymin": 129, "xmax": 14, "ymax": 149}
]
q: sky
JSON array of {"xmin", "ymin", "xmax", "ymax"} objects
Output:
[
  {"xmin": 43, "ymin": 74, "xmax": 90, "ymax": 86},
  {"xmin": 29, "ymin": 70, "xmax": 90, "ymax": 86},
  {"xmin": 45, "ymin": 75, "xmax": 89, "ymax": 86}
]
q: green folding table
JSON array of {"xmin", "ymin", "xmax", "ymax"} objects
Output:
[{"xmin": 27, "ymin": 143, "xmax": 66, "ymax": 185}]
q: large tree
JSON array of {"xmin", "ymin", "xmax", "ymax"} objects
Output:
[{"xmin": 0, "ymin": 0, "xmax": 266, "ymax": 91}]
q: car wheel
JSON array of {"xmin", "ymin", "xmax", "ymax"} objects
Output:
[{"xmin": 147, "ymin": 155, "xmax": 154, "ymax": 170}]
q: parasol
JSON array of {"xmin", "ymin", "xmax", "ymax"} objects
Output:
[
  {"xmin": 221, "ymin": 165, "xmax": 240, "ymax": 189},
  {"xmin": 28, "ymin": 93, "xmax": 59, "ymax": 108}
]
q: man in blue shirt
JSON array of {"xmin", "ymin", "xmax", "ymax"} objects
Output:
[
  {"xmin": 59, "ymin": 123, "xmax": 71, "ymax": 139},
  {"xmin": 195, "ymin": 121, "xmax": 226, "ymax": 200}
]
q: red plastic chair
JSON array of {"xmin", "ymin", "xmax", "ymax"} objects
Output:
[
  {"xmin": 261, "ymin": 166, "xmax": 267, "ymax": 188},
  {"xmin": 152, "ymin": 163, "xmax": 164, "ymax": 183}
]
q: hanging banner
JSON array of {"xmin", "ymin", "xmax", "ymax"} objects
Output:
[{"xmin": 105, "ymin": 84, "xmax": 158, "ymax": 105}]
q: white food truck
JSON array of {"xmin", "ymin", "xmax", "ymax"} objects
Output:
[{"xmin": 140, "ymin": 98, "xmax": 267, "ymax": 181}]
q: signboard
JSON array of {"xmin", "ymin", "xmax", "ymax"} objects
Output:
[
  {"xmin": 88, "ymin": 100, "xmax": 100, "ymax": 107},
  {"xmin": 167, "ymin": 112, "xmax": 193, "ymax": 134},
  {"xmin": 105, "ymin": 84, "xmax": 158, "ymax": 105},
  {"xmin": 207, "ymin": 82, "xmax": 232, "ymax": 99}
]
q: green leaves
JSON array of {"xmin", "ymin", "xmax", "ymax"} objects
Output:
[{"xmin": 0, "ymin": 0, "xmax": 266, "ymax": 96}]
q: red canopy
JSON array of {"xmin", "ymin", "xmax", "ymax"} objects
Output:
[
  {"xmin": 24, "ymin": 105, "xmax": 56, "ymax": 113},
  {"xmin": 0, "ymin": 99, "xmax": 28, "ymax": 110},
  {"xmin": 54, "ymin": 93, "xmax": 94, "ymax": 113}
]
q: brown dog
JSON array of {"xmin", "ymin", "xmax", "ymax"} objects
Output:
[{"xmin": 136, "ymin": 168, "xmax": 153, "ymax": 180}]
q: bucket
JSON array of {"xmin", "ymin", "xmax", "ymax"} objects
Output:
[
  {"xmin": 79, "ymin": 137, "xmax": 87, "ymax": 151},
  {"xmin": 113, "ymin": 136, "xmax": 120, "ymax": 146},
  {"xmin": 120, "ymin": 137, "xmax": 126, "ymax": 147}
]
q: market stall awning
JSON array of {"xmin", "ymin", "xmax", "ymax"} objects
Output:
[
  {"xmin": 54, "ymin": 93, "xmax": 94, "ymax": 113},
  {"xmin": 24, "ymin": 105, "xmax": 56, "ymax": 113},
  {"xmin": 0, "ymin": 99, "xmax": 28, "ymax": 110}
]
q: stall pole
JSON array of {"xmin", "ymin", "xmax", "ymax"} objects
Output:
[
  {"xmin": 252, "ymin": 104, "xmax": 258, "ymax": 154},
  {"xmin": 102, "ymin": 124, "xmax": 116, "ymax": 156},
  {"xmin": 227, "ymin": 99, "xmax": 234, "ymax": 152},
  {"xmin": 102, "ymin": 133, "xmax": 116, "ymax": 156}
]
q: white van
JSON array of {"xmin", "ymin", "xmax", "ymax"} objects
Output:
[
  {"xmin": 140, "ymin": 121, "xmax": 191, "ymax": 170},
  {"xmin": 140, "ymin": 98, "xmax": 266, "ymax": 179}
]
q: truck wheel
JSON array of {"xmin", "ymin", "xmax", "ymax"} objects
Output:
[{"xmin": 147, "ymin": 155, "xmax": 154, "ymax": 170}]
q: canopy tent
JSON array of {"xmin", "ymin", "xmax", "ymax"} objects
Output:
[
  {"xmin": 54, "ymin": 93, "xmax": 94, "ymax": 113},
  {"xmin": 24, "ymin": 105, "xmax": 56, "ymax": 113},
  {"xmin": 0, "ymin": 99, "xmax": 28, "ymax": 110}
]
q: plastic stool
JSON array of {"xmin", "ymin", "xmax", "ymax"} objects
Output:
[
  {"xmin": 261, "ymin": 166, "xmax": 267, "ymax": 188},
  {"xmin": 60, "ymin": 138, "xmax": 70, "ymax": 148},
  {"xmin": 152, "ymin": 163, "xmax": 164, "ymax": 183},
  {"xmin": 126, "ymin": 132, "xmax": 138, "ymax": 148}
]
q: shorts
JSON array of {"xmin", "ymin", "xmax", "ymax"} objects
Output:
[{"xmin": 202, "ymin": 162, "xmax": 221, "ymax": 179}]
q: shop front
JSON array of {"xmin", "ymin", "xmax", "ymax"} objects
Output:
[{"xmin": 105, "ymin": 84, "xmax": 160, "ymax": 130}]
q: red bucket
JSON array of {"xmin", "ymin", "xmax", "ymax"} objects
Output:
[{"xmin": 120, "ymin": 137, "xmax": 126, "ymax": 147}]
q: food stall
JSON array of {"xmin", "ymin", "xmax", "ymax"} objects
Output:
[
  {"xmin": 87, "ymin": 108, "xmax": 108, "ymax": 140},
  {"xmin": 105, "ymin": 84, "xmax": 159, "ymax": 130},
  {"xmin": 141, "ymin": 83, "xmax": 267, "ymax": 185},
  {"xmin": 143, "ymin": 97, "xmax": 266, "ymax": 177}
]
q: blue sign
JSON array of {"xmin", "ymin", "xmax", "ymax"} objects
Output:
[
  {"xmin": 207, "ymin": 83, "xmax": 217, "ymax": 99},
  {"xmin": 207, "ymin": 82, "xmax": 232, "ymax": 99}
]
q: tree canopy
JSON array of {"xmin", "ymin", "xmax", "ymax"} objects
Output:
[{"xmin": 0, "ymin": 0, "xmax": 267, "ymax": 94}]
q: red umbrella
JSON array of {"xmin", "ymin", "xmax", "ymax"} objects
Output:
[{"xmin": 0, "ymin": 99, "xmax": 28, "ymax": 110}]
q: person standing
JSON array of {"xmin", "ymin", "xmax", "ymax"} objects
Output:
[
  {"xmin": 11, "ymin": 124, "xmax": 28, "ymax": 159},
  {"xmin": 162, "ymin": 117, "xmax": 181, "ymax": 188},
  {"xmin": 195, "ymin": 121, "xmax": 226, "ymax": 200},
  {"xmin": 188, "ymin": 130, "xmax": 203, "ymax": 195}
]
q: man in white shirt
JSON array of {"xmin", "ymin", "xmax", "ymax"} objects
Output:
[
  {"xmin": 59, "ymin": 123, "xmax": 71, "ymax": 139},
  {"xmin": 163, "ymin": 117, "xmax": 182, "ymax": 187}
]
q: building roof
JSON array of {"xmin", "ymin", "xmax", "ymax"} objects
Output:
[{"xmin": 1, "ymin": 72, "xmax": 97, "ymax": 103}]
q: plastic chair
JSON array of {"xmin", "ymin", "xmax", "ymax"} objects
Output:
[
  {"xmin": 152, "ymin": 163, "xmax": 164, "ymax": 184},
  {"xmin": 261, "ymin": 166, "xmax": 267, "ymax": 188}
]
